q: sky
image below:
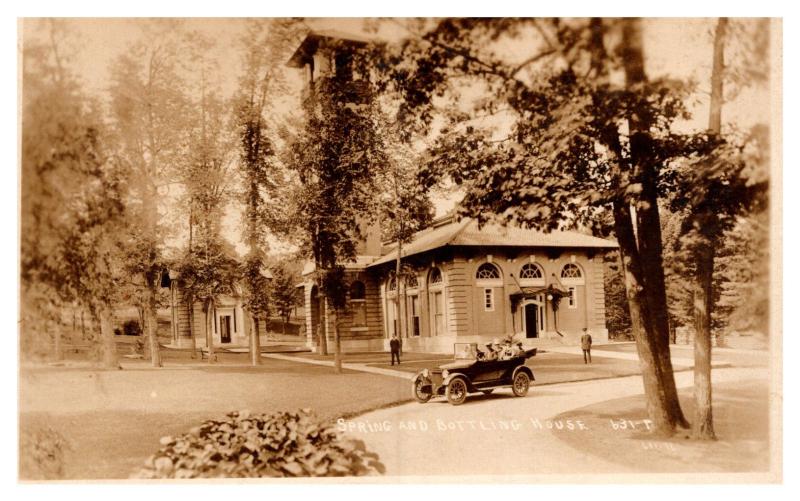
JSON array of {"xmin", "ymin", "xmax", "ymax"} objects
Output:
[{"xmin": 20, "ymin": 17, "xmax": 773, "ymax": 256}]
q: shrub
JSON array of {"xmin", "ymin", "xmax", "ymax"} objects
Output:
[
  {"xmin": 133, "ymin": 409, "xmax": 385, "ymax": 478},
  {"xmin": 19, "ymin": 426, "xmax": 69, "ymax": 480}
]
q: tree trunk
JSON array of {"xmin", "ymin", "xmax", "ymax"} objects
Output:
[
  {"xmin": 205, "ymin": 297, "xmax": 215, "ymax": 363},
  {"xmin": 617, "ymin": 18, "xmax": 689, "ymax": 433},
  {"xmin": 188, "ymin": 298, "xmax": 197, "ymax": 359},
  {"xmin": 144, "ymin": 279, "xmax": 162, "ymax": 367},
  {"xmin": 52, "ymin": 318, "xmax": 63, "ymax": 362},
  {"xmin": 395, "ymin": 239, "xmax": 404, "ymax": 353},
  {"xmin": 98, "ymin": 303, "xmax": 119, "ymax": 369},
  {"xmin": 613, "ymin": 202, "xmax": 687, "ymax": 435},
  {"xmin": 332, "ymin": 308, "xmax": 342, "ymax": 373},
  {"xmin": 250, "ymin": 311, "xmax": 261, "ymax": 366},
  {"xmin": 318, "ymin": 292, "xmax": 329, "ymax": 355},
  {"xmin": 692, "ymin": 239, "xmax": 716, "ymax": 439},
  {"xmin": 689, "ymin": 16, "xmax": 728, "ymax": 440}
]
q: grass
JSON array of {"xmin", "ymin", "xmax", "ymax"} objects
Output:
[
  {"xmin": 550, "ymin": 377, "xmax": 772, "ymax": 473},
  {"xmin": 19, "ymin": 357, "xmax": 411, "ymax": 480}
]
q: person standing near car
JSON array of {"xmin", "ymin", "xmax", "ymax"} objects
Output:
[
  {"xmin": 390, "ymin": 334, "xmax": 401, "ymax": 365},
  {"xmin": 581, "ymin": 328, "xmax": 592, "ymax": 364}
]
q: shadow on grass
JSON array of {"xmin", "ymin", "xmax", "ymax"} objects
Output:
[{"xmin": 550, "ymin": 378, "xmax": 771, "ymax": 473}]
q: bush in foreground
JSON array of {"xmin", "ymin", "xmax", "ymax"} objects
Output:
[
  {"xmin": 19, "ymin": 425, "xmax": 70, "ymax": 480},
  {"xmin": 133, "ymin": 409, "xmax": 385, "ymax": 478}
]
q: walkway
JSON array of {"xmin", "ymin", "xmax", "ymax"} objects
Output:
[{"xmin": 341, "ymin": 366, "xmax": 769, "ymax": 478}]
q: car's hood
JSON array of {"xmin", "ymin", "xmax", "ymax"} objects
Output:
[{"xmin": 437, "ymin": 360, "xmax": 475, "ymax": 371}]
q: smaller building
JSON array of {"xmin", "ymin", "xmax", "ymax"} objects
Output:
[{"xmin": 165, "ymin": 273, "xmax": 270, "ymax": 349}]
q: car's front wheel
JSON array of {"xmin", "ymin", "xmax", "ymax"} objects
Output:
[
  {"xmin": 512, "ymin": 371, "xmax": 530, "ymax": 397},
  {"xmin": 445, "ymin": 377, "xmax": 468, "ymax": 405},
  {"xmin": 412, "ymin": 375, "xmax": 433, "ymax": 403}
]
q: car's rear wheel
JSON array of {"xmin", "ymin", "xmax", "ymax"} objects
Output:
[
  {"xmin": 446, "ymin": 377, "xmax": 468, "ymax": 405},
  {"xmin": 412, "ymin": 375, "xmax": 433, "ymax": 403},
  {"xmin": 512, "ymin": 371, "xmax": 530, "ymax": 397}
]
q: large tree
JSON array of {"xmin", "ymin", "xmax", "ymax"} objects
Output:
[
  {"xmin": 287, "ymin": 41, "xmax": 389, "ymax": 372},
  {"xmin": 21, "ymin": 20, "xmax": 126, "ymax": 368},
  {"xmin": 233, "ymin": 19, "xmax": 300, "ymax": 365},
  {"xmin": 372, "ymin": 18, "xmax": 726, "ymax": 434},
  {"xmin": 108, "ymin": 20, "xmax": 192, "ymax": 367},
  {"xmin": 665, "ymin": 18, "xmax": 770, "ymax": 439},
  {"xmin": 176, "ymin": 29, "xmax": 239, "ymax": 360}
]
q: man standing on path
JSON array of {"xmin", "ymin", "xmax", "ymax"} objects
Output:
[
  {"xmin": 390, "ymin": 334, "xmax": 401, "ymax": 365},
  {"xmin": 581, "ymin": 328, "xmax": 592, "ymax": 364}
]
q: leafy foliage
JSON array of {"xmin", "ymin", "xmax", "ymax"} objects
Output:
[
  {"xmin": 19, "ymin": 425, "xmax": 70, "ymax": 480},
  {"xmin": 134, "ymin": 410, "xmax": 385, "ymax": 478},
  {"xmin": 603, "ymin": 252, "xmax": 632, "ymax": 339},
  {"xmin": 269, "ymin": 259, "xmax": 302, "ymax": 326},
  {"xmin": 288, "ymin": 56, "xmax": 389, "ymax": 272},
  {"xmin": 21, "ymin": 20, "xmax": 126, "ymax": 365}
]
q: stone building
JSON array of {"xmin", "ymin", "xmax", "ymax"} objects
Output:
[{"xmin": 300, "ymin": 215, "xmax": 617, "ymax": 353}]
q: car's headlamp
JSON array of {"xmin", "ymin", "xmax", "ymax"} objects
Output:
[
  {"xmin": 422, "ymin": 369, "xmax": 430, "ymax": 378},
  {"xmin": 442, "ymin": 369, "xmax": 449, "ymax": 379}
]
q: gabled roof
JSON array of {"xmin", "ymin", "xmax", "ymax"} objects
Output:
[
  {"xmin": 367, "ymin": 217, "xmax": 617, "ymax": 268},
  {"xmin": 287, "ymin": 30, "xmax": 372, "ymax": 68}
]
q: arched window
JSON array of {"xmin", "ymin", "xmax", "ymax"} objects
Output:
[
  {"xmin": 428, "ymin": 267, "xmax": 443, "ymax": 286},
  {"xmin": 561, "ymin": 263, "xmax": 583, "ymax": 279},
  {"xmin": 387, "ymin": 275, "xmax": 397, "ymax": 292},
  {"xmin": 350, "ymin": 281, "xmax": 366, "ymax": 300},
  {"xmin": 560, "ymin": 263, "xmax": 585, "ymax": 286},
  {"xmin": 406, "ymin": 273, "xmax": 419, "ymax": 289},
  {"xmin": 519, "ymin": 263, "xmax": 544, "ymax": 282},
  {"xmin": 476, "ymin": 262, "xmax": 501, "ymax": 281}
]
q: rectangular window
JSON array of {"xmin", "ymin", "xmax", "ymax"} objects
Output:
[
  {"xmin": 352, "ymin": 301, "xmax": 367, "ymax": 327},
  {"xmin": 410, "ymin": 296, "xmax": 420, "ymax": 336},
  {"xmin": 568, "ymin": 287, "xmax": 577, "ymax": 309},
  {"xmin": 484, "ymin": 288, "xmax": 494, "ymax": 311}
]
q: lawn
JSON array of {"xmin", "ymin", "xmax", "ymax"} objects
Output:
[
  {"xmin": 550, "ymin": 377, "xmax": 773, "ymax": 474},
  {"xmin": 19, "ymin": 357, "xmax": 411, "ymax": 480}
]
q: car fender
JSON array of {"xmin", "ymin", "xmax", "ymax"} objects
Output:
[
  {"xmin": 442, "ymin": 372, "xmax": 470, "ymax": 389},
  {"xmin": 412, "ymin": 371, "xmax": 433, "ymax": 387},
  {"xmin": 513, "ymin": 365, "xmax": 534, "ymax": 381}
]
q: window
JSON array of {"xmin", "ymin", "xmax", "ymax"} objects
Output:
[
  {"xmin": 568, "ymin": 286, "xmax": 577, "ymax": 309},
  {"xmin": 350, "ymin": 281, "xmax": 366, "ymax": 300},
  {"xmin": 484, "ymin": 288, "xmax": 495, "ymax": 311},
  {"xmin": 429, "ymin": 267, "xmax": 443, "ymax": 286},
  {"xmin": 519, "ymin": 263, "xmax": 545, "ymax": 285},
  {"xmin": 409, "ymin": 295, "xmax": 421, "ymax": 336},
  {"xmin": 476, "ymin": 263, "xmax": 501, "ymax": 281},
  {"xmin": 520, "ymin": 263, "xmax": 543, "ymax": 280},
  {"xmin": 560, "ymin": 263, "xmax": 585, "ymax": 286},
  {"xmin": 387, "ymin": 275, "xmax": 397, "ymax": 292},
  {"xmin": 406, "ymin": 274, "xmax": 419, "ymax": 289},
  {"xmin": 561, "ymin": 263, "xmax": 583, "ymax": 279},
  {"xmin": 350, "ymin": 281, "xmax": 367, "ymax": 327}
]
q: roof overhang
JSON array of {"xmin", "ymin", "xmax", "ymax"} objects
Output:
[{"xmin": 287, "ymin": 30, "xmax": 372, "ymax": 68}]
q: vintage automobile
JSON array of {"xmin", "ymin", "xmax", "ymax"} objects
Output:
[{"xmin": 411, "ymin": 343, "xmax": 537, "ymax": 405}]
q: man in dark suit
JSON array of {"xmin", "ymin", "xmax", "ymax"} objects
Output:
[
  {"xmin": 390, "ymin": 334, "xmax": 401, "ymax": 365},
  {"xmin": 581, "ymin": 328, "xmax": 593, "ymax": 364}
]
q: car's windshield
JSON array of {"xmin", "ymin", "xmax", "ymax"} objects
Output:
[{"xmin": 454, "ymin": 343, "xmax": 478, "ymax": 360}]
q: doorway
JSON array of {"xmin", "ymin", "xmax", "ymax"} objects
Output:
[
  {"xmin": 219, "ymin": 315, "xmax": 232, "ymax": 343},
  {"xmin": 524, "ymin": 303, "xmax": 539, "ymax": 338}
]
